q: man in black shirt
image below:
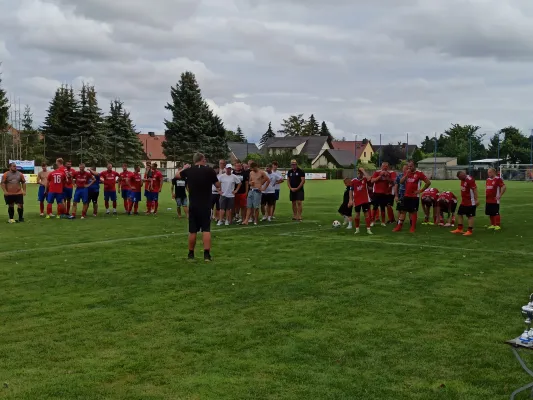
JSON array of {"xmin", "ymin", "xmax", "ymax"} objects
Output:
[
  {"xmin": 232, "ymin": 162, "xmax": 249, "ymax": 223},
  {"xmin": 286, "ymin": 159, "xmax": 306, "ymax": 221},
  {"xmin": 178, "ymin": 153, "xmax": 220, "ymax": 261},
  {"xmin": 171, "ymin": 168, "xmax": 189, "ymax": 218}
]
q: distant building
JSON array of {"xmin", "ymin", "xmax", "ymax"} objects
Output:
[
  {"xmin": 261, "ymin": 136, "xmax": 331, "ymax": 163},
  {"xmin": 228, "ymin": 142, "xmax": 259, "ymax": 163},
  {"xmin": 331, "ymin": 140, "xmax": 374, "ymax": 164},
  {"xmin": 311, "ymin": 149, "xmax": 357, "ymax": 169},
  {"xmin": 373, "ymin": 143, "xmax": 417, "ymax": 159},
  {"xmin": 418, "ymin": 157, "xmax": 457, "ymax": 179}
]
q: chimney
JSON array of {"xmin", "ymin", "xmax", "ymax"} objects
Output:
[{"xmin": 148, "ymin": 132, "xmax": 155, "ymax": 137}]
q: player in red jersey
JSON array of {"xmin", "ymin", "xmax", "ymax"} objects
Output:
[
  {"xmin": 451, "ymin": 171, "xmax": 478, "ymax": 236},
  {"xmin": 349, "ymin": 168, "xmax": 374, "ymax": 235},
  {"xmin": 46, "ymin": 165, "xmax": 67, "ymax": 218},
  {"xmin": 69, "ymin": 163, "xmax": 95, "ymax": 219},
  {"xmin": 386, "ymin": 168, "xmax": 398, "ymax": 224},
  {"xmin": 147, "ymin": 162, "xmax": 164, "ymax": 214},
  {"xmin": 436, "ymin": 191, "xmax": 457, "ymax": 227},
  {"xmin": 421, "ymin": 187, "xmax": 439, "ymax": 225},
  {"xmin": 485, "ymin": 167, "xmax": 506, "ymax": 230},
  {"xmin": 63, "ymin": 160, "xmax": 75, "ymax": 214},
  {"xmin": 99, "ymin": 163, "xmax": 120, "ymax": 215},
  {"xmin": 143, "ymin": 161, "xmax": 153, "ymax": 212},
  {"xmin": 393, "ymin": 160, "xmax": 431, "ymax": 233},
  {"xmin": 118, "ymin": 163, "xmax": 134, "ymax": 213},
  {"xmin": 128, "ymin": 165, "xmax": 143, "ymax": 215},
  {"xmin": 370, "ymin": 162, "xmax": 394, "ymax": 226}
]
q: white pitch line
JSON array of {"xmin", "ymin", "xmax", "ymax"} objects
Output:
[{"xmin": 0, "ymin": 220, "xmax": 318, "ymax": 257}]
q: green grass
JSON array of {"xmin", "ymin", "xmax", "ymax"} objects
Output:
[{"xmin": 0, "ymin": 180, "xmax": 532, "ymax": 399}]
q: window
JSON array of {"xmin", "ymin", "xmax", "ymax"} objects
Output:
[
  {"xmin": 364, "ymin": 152, "xmax": 366, "ymax": 157},
  {"xmin": 160, "ymin": 162, "xmax": 167, "ymax": 169}
]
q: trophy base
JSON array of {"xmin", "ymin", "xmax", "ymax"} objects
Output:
[{"xmin": 507, "ymin": 336, "xmax": 533, "ymax": 349}]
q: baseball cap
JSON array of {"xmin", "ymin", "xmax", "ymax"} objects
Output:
[{"xmin": 225, "ymin": 163, "xmax": 233, "ymax": 169}]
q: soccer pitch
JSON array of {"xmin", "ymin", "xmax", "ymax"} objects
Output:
[{"xmin": 0, "ymin": 180, "xmax": 532, "ymax": 399}]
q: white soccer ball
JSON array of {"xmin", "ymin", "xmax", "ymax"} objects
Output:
[{"xmin": 332, "ymin": 220, "xmax": 341, "ymax": 228}]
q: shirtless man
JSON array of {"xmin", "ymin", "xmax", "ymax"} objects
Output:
[
  {"xmin": 37, "ymin": 163, "xmax": 50, "ymax": 216},
  {"xmin": 1, "ymin": 162, "xmax": 26, "ymax": 223},
  {"xmin": 242, "ymin": 161, "xmax": 270, "ymax": 225}
]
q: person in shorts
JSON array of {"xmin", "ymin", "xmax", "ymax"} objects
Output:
[
  {"xmin": 451, "ymin": 171, "xmax": 478, "ymax": 236},
  {"xmin": 394, "ymin": 164, "xmax": 408, "ymax": 215},
  {"xmin": 261, "ymin": 164, "xmax": 281, "ymax": 222},
  {"xmin": 485, "ymin": 167, "xmax": 506, "ymax": 230},
  {"xmin": 211, "ymin": 166, "xmax": 222, "ymax": 221},
  {"xmin": 338, "ymin": 178, "xmax": 353, "ymax": 229},
  {"xmin": 271, "ymin": 161, "xmax": 283, "ymax": 218},
  {"xmin": 421, "ymin": 187, "xmax": 439, "ymax": 225},
  {"xmin": 287, "ymin": 159, "xmax": 305, "ymax": 221},
  {"xmin": 436, "ymin": 191, "xmax": 457, "ymax": 227},
  {"xmin": 232, "ymin": 162, "xmax": 248, "ymax": 223},
  {"xmin": 171, "ymin": 169, "xmax": 189, "ymax": 218},
  {"xmin": 36, "ymin": 163, "xmax": 50, "ymax": 216},
  {"xmin": 217, "ymin": 163, "xmax": 241, "ymax": 225},
  {"xmin": 1, "ymin": 162, "xmax": 26, "ymax": 223},
  {"xmin": 88, "ymin": 167, "xmax": 100, "ymax": 216},
  {"xmin": 348, "ymin": 168, "xmax": 373, "ymax": 235},
  {"xmin": 370, "ymin": 162, "xmax": 394, "ymax": 226},
  {"xmin": 243, "ymin": 162, "xmax": 270, "ymax": 225}
]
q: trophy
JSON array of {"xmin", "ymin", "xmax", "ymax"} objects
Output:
[{"xmin": 520, "ymin": 295, "xmax": 533, "ymax": 344}]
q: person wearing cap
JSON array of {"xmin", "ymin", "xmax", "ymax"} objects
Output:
[
  {"xmin": 217, "ymin": 163, "xmax": 242, "ymax": 226},
  {"xmin": 287, "ymin": 159, "xmax": 305, "ymax": 221}
]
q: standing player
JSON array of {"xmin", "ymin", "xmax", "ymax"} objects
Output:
[
  {"xmin": 118, "ymin": 164, "xmax": 134, "ymax": 213},
  {"xmin": 243, "ymin": 162, "xmax": 270, "ymax": 225},
  {"xmin": 421, "ymin": 187, "xmax": 439, "ymax": 225},
  {"xmin": 348, "ymin": 168, "xmax": 373, "ymax": 235},
  {"xmin": 144, "ymin": 161, "xmax": 152, "ymax": 208},
  {"xmin": 88, "ymin": 167, "xmax": 100, "ymax": 216},
  {"xmin": 211, "ymin": 166, "xmax": 222, "ymax": 221},
  {"xmin": 69, "ymin": 163, "xmax": 95, "ymax": 219},
  {"xmin": 485, "ymin": 167, "xmax": 506, "ymax": 230},
  {"xmin": 1, "ymin": 162, "xmax": 26, "ymax": 223},
  {"xmin": 128, "ymin": 165, "xmax": 143, "ymax": 215},
  {"xmin": 36, "ymin": 163, "xmax": 50, "ymax": 216},
  {"xmin": 171, "ymin": 168, "xmax": 189, "ymax": 218},
  {"xmin": 436, "ymin": 191, "xmax": 457, "ymax": 227},
  {"xmin": 147, "ymin": 163, "xmax": 163, "ymax": 214},
  {"xmin": 63, "ymin": 161, "xmax": 75, "ymax": 214},
  {"xmin": 338, "ymin": 178, "xmax": 353, "ymax": 229},
  {"xmin": 217, "ymin": 163, "xmax": 242, "ymax": 225},
  {"xmin": 100, "ymin": 163, "xmax": 119, "ymax": 215},
  {"xmin": 261, "ymin": 163, "xmax": 281, "ymax": 222},
  {"xmin": 394, "ymin": 165, "xmax": 408, "ymax": 217},
  {"xmin": 46, "ymin": 165, "xmax": 66, "ymax": 218},
  {"xmin": 451, "ymin": 171, "xmax": 478, "ymax": 236},
  {"xmin": 287, "ymin": 159, "xmax": 305, "ymax": 221},
  {"xmin": 393, "ymin": 160, "xmax": 431, "ymax": 233},
  {"xmin": 271, "ymin": 161, "xmax": 283, "ymax": 219},
  {"xmin": 370, "ymin": 162, "xmax": 394, "ymax": 226},
  {"xmin": 232, "ymin": 162, "xmax": 248, "ymax": 223},
  {"xmin": 386, "ymin": 167, "xmax": 397, "ymax": 224}
]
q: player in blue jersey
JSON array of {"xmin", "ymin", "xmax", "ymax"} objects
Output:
[{"xmin": 88, "ymin": 167, "xmax": 101, "ymax": 216}]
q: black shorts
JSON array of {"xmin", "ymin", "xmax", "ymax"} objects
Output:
[
  {"xmin": 261, "ymin": 193, "xmax": 276, "ymax": 206},
  {"xmin": 387, "ymin": 194, "xmax": 395, "ymax": 206},
  {"xmin": 396, "ymin": 197, "xmax": 404, "ymax": 212},
  {"xmin": 354, "ymin": 202, "xmax": 370, "ymax": 213},
  {"xmin": 290, "ymin": 190, "xmax": 304, "ymax": 202},
  {"xmin": 485, "ymin": 203, "xmax": 500, "ymax": 216},
  {"xmin": 438, "ymin": 201, "xmax": 457, "ymax": 214},
  {"xmin": 421, "ymin": 197, "xmax": 436, "ymax": 207},
  {"xmin": 4, "ymin": 194, "xmax": 23, "ymax": 205},
  {"xmin": 211, "ymin": 193, "xmax": 221, "ymax": 210},
  {"xmin": 403, "ymin": 197, "xmax": 419, "ymax": 213},
  {"xmin": 189, "ymin": 206, "xmax": 212, "ymax": 233},
  {"xmin": 338, "ymin": 203, "xmax": 353, "ymax": 216},
  {"xmin": 89, "ymin": 191, "xmax": 99, "ymax": 204},
  {"xmin": 458, "ymin": 205, "xmax": 476, "ymax": 217},
  {"xmin": 372, "ymin": 193, "xmax": 387, "ymax": 209}
]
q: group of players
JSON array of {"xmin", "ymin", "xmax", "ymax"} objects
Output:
[
  {"xmin": 339, "ymin": 160, "xmax": 506, "ymax": 236},
  {"xmin": 32, "ymin": 158, "xmax": 164, "ymax": 219}
]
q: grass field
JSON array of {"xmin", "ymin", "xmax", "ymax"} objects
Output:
[{"xmin": 1, "ymin": 180, "xmax": 532, "ymax": 399}]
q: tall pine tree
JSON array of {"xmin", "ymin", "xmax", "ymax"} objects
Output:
[
  {"xmin": 303, "ymin": 114, "xmax": 320, "ymax": 136},
  {"xmin": 77, "ymin": 84, "xmax": 108, "ymax": 165},
  {"xmin": 236, "ymin": 126, "xmax": 246, "ymax": 142},
  {"xmin": 21, "ymin": 105, "xmax": 41, "ymax": 161},
  {"xmin": 320, "ymin": 120, "xmax": 334, "ymax": 143},
  {"xmin": 106, "ymin": 99, "xmax": 144, "ymax": 166},
  {"xmin": 260, "ymin": 122, "xmax": 275, "ymax": 146},
  {"xmin": 164, "ymin": 71, "xmax": 228, "ymax": 162}
]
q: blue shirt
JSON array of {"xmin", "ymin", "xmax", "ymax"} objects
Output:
[
  {"xmin": 396, "ymin": 173, "xmax": 405, "ymax": 199},
  {"xmin": 88, "ymin": 173, "xmax": 100, "ymax": 192}
]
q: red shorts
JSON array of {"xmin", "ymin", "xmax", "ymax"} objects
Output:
[{"xmin": 235, "ymin": 193, "xmax": 247, "ymax": 208}]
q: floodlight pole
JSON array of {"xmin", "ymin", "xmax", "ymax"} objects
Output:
[
  {"xmin": 433, "ymin": 132, "xmax": 437, "ymax": 178},
  {"xmin": 378, "ymin": 134, "xmax": 382, "ymax": 165},
  {"xmin": 530, "ymin": 130, "xmax": 533, "ymax": 166},
  {"xmin": 353, "ymin": 133, "xmax": 358, "ymax": 172}
]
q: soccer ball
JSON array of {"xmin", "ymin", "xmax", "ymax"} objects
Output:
[{"xmin": 332, "ymin": 220, "xmax": 341, "ymax": 228}]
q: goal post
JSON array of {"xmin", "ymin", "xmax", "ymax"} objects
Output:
[{"xmin": 499, "ymin": 164, "xmax": 533, "ymax": 181}]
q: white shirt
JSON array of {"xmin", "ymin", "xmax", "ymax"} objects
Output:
[
  {"xmin": 272, "ymin": 169, "xmax": 282, "ymax": 190},
  {"xmin": 218, "ymin": 173, "xmax": 241, "ymax": 198},
  {"xmin": 212, "ymin": 173, "xmax": 222, "ymax": 194},
  {"xmin": 264, "ymin": 172, "xmax": 282, "ymax": 194}
]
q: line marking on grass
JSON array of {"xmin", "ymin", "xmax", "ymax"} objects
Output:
[{"xmin": 0, "ymin": 220, "xmax": 320, "ymax": 257}]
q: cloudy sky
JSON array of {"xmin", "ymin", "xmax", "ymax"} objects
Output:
[{"xmin": 1, "ymin": 0, "xmax": 533, "ymax": 145}]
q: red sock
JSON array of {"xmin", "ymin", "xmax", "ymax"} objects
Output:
[
  {"xmin": 411, "ymin": 213, "xmax": 418, "ymax": 226},
  {"xmin": 124, "ymin": 200, "xmax": 128, "ymax": 211},
  {"xmin": 458, "ymin": 224, "xmax": 464, "ymax": 230},
  {"xmin": 66, "ymin": 200, "xmax": 71, "ymax": 214},
  {"xmin": 47, "ymin": 204, "xmax": 52, "ymax": 215},
  {"xmin": 355, "ymin": 218, "xmax": 360, "ymax": 228},
  {"xmin": 495, "ymin": 215, "xmax": 501, "ymax": 226},
  {"xmin": 433, "ymin": 214, "xmax": 437, "ymax": 224},
  {"xmin": 154, "ymin": 201, "xmax": 159, "ymax": 213},
  {"xmin": 387, "ymin": 206, "xmax": 394, "ymax": 222},
  {"xmin": 81, "ymin": 211, "xmax": 86, "ymax": 217},
  {"xmin": 71, "ymin": 212, "xmax": 76, "ymax": 217},
  {"xmin": 380, "ymin": 210, "xmax": 385, "ymax": 223},
  {"xmin": 40, "ymin": 202, "xmax": 44, "ymax": 213},
  {"xmin": 112, "ymin": 201, "xmax": 117, "ymax": 209},
  {"xmin": 369, "ymin": 209, "xmax": 374, "ymax": 220},
  {"xmin": 134, "ymin": 203, "xmax": 139, "ymax": 213},
  {"xmin": 365, "ymin": 216, "xmax": 371, "ymax": 227},
  {"xmin": 57, "ymin": 204, "xmax": 64, "ymax": 215},
  {"xmin": 105, "ymin": 200, "xmax": 109, "ymax": 209},
  {"xmin": 147, "ymin": 201, "xmax": 152, "ymax": 212}
]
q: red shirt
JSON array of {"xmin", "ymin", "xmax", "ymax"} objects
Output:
[
  {"xmin": 130, "ymin": 172, "xmax": 143, "ymax": 192},
  {"xmin": 64, "ymin": 167, "xmax": 75, "ymax": 189},
  {"xmin": 48, "ymin": 170, "xmax": 66, "ymax": 193},
  {"xmin": 371, "ymin": 170, "xmax": 394, "ymax": 194},
  {"xmin": 460, "ymin": 175, "xmax": 477, "ymax": 206},
  {"xmin": 387, "ymin": 171, "xmax": 397, "ymax": 195},
  {"xmin": 72, "ymin": 170, "xmax": 93, "ymax": 188},
  {"xmin": 351, "ymin": 177, "xmax": 372, "ymax": 207},
  {"xmin": 150, "ymin": 170, "xmax": 163, "ymax": 192},
  {"xmin": 438, "ymin": 191, "xmax": 457, "ymax": 204},
  {"xmin": 422, "ymin": 188, "xmax": 439, "ymax": 201},
  {"xmin": 119, "ymin": 171, "xmax": 134, "ymax": 190},
  {"xmin": 100, "ymin": 170, "xmax": 119, "ymax": 192},
  {"xmin": 404, "ymin": 170, "xmax": 428, "ymax": 198},
  {"xmin": 486, "ymin": 176, "xmax": 504, "ymax": 204}
]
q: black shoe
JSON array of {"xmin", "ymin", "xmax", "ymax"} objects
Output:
[
  {"xmin": 188, "ymin": 252, "xmax": 194, "ymax": 260},
  {"xmin": 16, "ymin": 218, "xmax": 24, "ymax": 223},
  {"xmin": 204, "ymin": 252, "xmax": 212, "ymax": 262}
]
